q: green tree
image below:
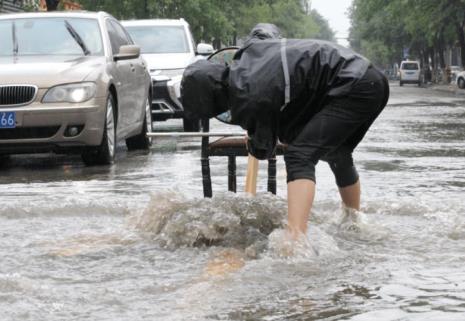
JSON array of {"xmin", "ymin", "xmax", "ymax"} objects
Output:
[
  {"xmin": 76, "ymin": 0, "xmax": 335, "ymax": 46},
  {"xmin": 350, "ymin": 0, "xmax": 465, "ymax": 73}
]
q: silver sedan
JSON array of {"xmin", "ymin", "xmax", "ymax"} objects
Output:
[{"xmin": 0, "ymin": 11, "xmax": 152, "ymax": 165}]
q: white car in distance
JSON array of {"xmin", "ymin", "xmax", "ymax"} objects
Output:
[
  {"xmin": 399, "ymin": 60, "xmax": 421, "ymax": 86},
  {"xmin": 122, "ymin": 19, "xmax": 214, "ymax": 131},
  {"xmin": 456, "ymin": 70, "xmax": 465, "ymax": 89}
]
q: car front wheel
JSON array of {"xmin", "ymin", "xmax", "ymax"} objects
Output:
[
  {"xmin": 126, "ymin": 96, "xmax": 153, "ymax": 150},
  {"xmin": 82, "ymin": 94, "xmax": 116, "ymax": 166},
  {"xmin": 458, "ymin": 78, "xmax": 465, "ymax": 89}
]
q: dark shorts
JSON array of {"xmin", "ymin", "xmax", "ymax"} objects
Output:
[{"xmin": 284, "ymin": 66, "xmax": 389, "ymax": 186}]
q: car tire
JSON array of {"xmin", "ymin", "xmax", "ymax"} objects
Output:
[
  {"xmin": 399, "ymin": 81, "xmax": 403, "ymax": 86},
  {"xmin": 183, "ymin": 116, "xmax": 201, "ymax": 132},
  {"xmin": 82, "ymin": 94, "xmax": 116, "ymax": 166},
  {"xmin": 126, "ymin": 96, "xmax": 153, "ymax": 150},
  {"xmin": 458, "ymin": 78, "xmax": 465, "ymax": 89}
]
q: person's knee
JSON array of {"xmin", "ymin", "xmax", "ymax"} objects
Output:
[
  {"xmin": 328, "ymin": 155, "xmax": 359, "ymax": 188},
  {"xmin": 284, "ymin": 151, "xmax": 318, "ymax": 183}
]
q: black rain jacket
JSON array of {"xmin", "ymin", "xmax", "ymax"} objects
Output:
[{"xmin": 229, "ymin": 24, "xmax": 371, "ymax": 159}]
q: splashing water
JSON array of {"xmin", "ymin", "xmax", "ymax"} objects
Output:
[
  {"xmin": 334, "ymin": 204, "xmax": 391, "ymax": 243},
  {"xmin": 131, "ymin": 192, "xmax": 387, "ymax": 262},
  {"xmin": 267, "ymin": 224, "xmax": 343, "ymax": 260},
  {"xmin": 130, "ymin": 191, "xmax": 287, "ymax": 252}
]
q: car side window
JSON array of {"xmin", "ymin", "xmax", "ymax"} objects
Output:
[
  {"xmin": 106, "ymin": 20, "xmax": 131, "ymax": 55},
  {"xmin": 187, "ymin": 25, "xmax": 196, "ymax": 52},
  {"xmin": 106, "ymin": 20, "xmax": 121, "ymax": 55},
  {"xmin": 111, "ymin": 20, "xmax": 133, "ymax": 45}
]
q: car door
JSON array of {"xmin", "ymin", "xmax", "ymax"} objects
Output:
[
  {"xmin": 110, "ymin": 20, "xmax": 147, "ymax": 133},
  {"xmin": 105, "ymin": 19, "xmax": 136, "ymax": 137}
]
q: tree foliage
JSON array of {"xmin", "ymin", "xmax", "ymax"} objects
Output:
[
  {"xmin": 75, "ymin": 0, "xmax": 335, "ymax": 46},
  {"xmin": 350, "ymin": 0, "xmax": 465, "ymax": 70}
]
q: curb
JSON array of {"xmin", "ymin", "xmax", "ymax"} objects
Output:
[{"xmin": 427, "ymin": 84, "xmax": 465, "ymax": 96}]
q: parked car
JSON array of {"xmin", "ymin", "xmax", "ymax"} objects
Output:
[
  {"xmin": 122, "ymin": 19, "xmax": 214, "ymax": 131},
  {"xmin": 456, "ymin": 71, "xmax": 465, "ymax": 89},
  {"xmin": 0, "ymin": 11, "xmax": 152, "ymax": 165},
  {"xmin": 399, "ymin": 60, "xmax": 421, "ymax": 86},
  {"xmin": 450, "ymin": 65, "xmax": 463, "ymax": 83}
]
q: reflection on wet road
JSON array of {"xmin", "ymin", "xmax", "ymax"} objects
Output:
[{"xmin": 1, "ymin": 83, "xmax": 465, "ymax": 320}]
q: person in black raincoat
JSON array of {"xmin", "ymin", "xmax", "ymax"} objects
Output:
[{"xmin": 181, "ymin": 23, "xmax": 389, "ymax": 239}]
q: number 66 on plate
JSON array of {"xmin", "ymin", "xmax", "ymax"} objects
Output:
[{"xmin": 0, "ymin": 112, "xmax": 16, "ymax": 129}]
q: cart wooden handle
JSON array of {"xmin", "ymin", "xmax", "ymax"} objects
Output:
[{"xmin": 245, "ymin": 154, "xmax": 259, "ymax": 195}]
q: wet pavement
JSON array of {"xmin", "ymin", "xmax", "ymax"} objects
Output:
[{"xmin": 1, "ymin": 83, "xmax": 465, "ymax": 320}]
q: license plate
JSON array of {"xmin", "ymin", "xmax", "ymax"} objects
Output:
[{"xmin": 0, "ymin": 112, "xmax": 16, "ymax": 129}]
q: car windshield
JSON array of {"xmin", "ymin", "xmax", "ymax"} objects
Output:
[
  {"xmin": 125, "ymin": 25, "xmax": 190, "ymax": 54},
  {"xmin": 401, "ymin": 63, "xmax": 419, "ymax": 70},
  {"xmin": 0, "ymin": 17, "xmax": 103, "ymax": 56}
]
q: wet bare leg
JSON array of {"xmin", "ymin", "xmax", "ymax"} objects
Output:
[
  {"xmin": 338, "ymin": 179, "xmax": 360, "ymax": 210},
  {"xmin": 287, "ymin": 179, "xmax": 315, "ymax": 238}
]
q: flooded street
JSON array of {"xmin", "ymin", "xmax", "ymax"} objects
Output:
[{"xmin": 1, "ymin": 83, "xmax": 465, "ymax": 320}]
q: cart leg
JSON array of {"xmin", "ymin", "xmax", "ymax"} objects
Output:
[
  {"xmin": 268, "ymin": 157, "xmax": 277, "ymax": 195},
  {"xmin": 228, "ymin": 156, "xmax": 237, "ymax": 193},
  {"xmin": 245, "ymin": 155, "xmax": 259, "ymax": 196},
  {"xmin": 202, "ymin": 157, "xmax": 212, "ymax": 198}
]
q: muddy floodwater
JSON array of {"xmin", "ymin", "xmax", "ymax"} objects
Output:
[{"xmin": 1, "ymin": 84, "xmax": 465, "ymax": 320}]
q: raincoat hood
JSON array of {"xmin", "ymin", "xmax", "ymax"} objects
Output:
[
  {"xmin": 246, "ymin": 23, "xmax": 282, "ymax": 42},
  {"xmin": 181, "ymin": 60, "xmax": 229, "ymax": 119}
]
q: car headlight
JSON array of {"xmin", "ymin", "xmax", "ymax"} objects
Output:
[
  {"xmin": 42, "ymin": 82, "xmax": 97, "ymax": 103},
  {"xmin": 168, "ymin": 74, "xmax": 183, "ymax": 85},
  {"xmin": 151, "ymin": 68, "xmax": 185, "ymax": 80},
  {"xmin": 160, "ymin": 68, "xmax": 185, "ymax": 78}
]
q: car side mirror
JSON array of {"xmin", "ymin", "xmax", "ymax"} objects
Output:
[
  {"xmin": 196, "ymin": 43, "xmax": 214, "ymax": 56},
  {"xmin": 114, "ymin": 45, "xmax": 140, "ymax": 61}
]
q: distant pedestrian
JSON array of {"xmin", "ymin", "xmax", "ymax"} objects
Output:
[{"xmin": 424, "ymin": 65, "xmax": 432, "ymax": 83}]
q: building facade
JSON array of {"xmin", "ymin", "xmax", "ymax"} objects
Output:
[
  {"xmin": 0, "ymin": 0, "xmax": 25, "ymax": 13},
  {"xmin": 0, "ymin": 0, "xmax": 82, "ymax": 12}
]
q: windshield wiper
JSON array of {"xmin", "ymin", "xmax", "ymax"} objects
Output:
[
  {"xmin": 64, "ymin": 20, "xmax": 90, "ymax": 56},
  {"xmin": 12, "ymin": 21, "xmax": 18, "ymax": 56}
]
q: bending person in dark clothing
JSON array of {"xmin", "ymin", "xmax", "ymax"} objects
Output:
[{"xmin": 181, "ymin": 24, "xmax": 390, "ymax": 239}]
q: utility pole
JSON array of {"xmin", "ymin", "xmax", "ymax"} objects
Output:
[{"xmin": 303, "ymin": 0, "xmax": 311, "ymax": 15}]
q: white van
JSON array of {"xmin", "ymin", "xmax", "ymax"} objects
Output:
[{"xmin": 399, "ymin": 60, "xmax": 421, "ymax": 86}]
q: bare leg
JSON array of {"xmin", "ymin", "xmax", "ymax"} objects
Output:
[
  {"xmin": 287, "ymin": 179, "xmax": 316, "ymax": 238},
  {"xmin": 338, "ymin": 179, "xmax": 360, "ymax": 210}
]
